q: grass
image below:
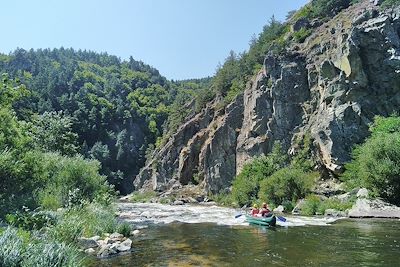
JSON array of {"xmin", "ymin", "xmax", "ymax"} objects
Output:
[
  {"xmin": 0, "ymin": 227, "xmax": 84, "ymax": 267},
  {"xmin": 130, "ymin": 191, "xmax": 157, "ymax": 203}
]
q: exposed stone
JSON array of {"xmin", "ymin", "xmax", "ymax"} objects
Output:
[
  {"xmin": 172, "ymin": 200, "xmax": 184, "ymax": 205},
  {"xmin": 131, "ymin": 229, "xmax": 140, "ymax": 236},
  {"xmin": 109, "ymin": 233, "xmax": 124, "ymax": 239},
  {"xmin": 85, "ymin": 248, "xmax": 96, "ymax": 254},
  {"xmin": 349, "ymin": 198, "xmax": 400, "ymax": 218},
  {"xmin": 273, "ymin": 205, "xmax": 285, "ymax": 213},
  {"xmin": 112, "ymin": 239, "xmax": 132, "ymax": 252},
  {"xmin": 356, "ymin": 188, "xmax": 369, "ymax": 198},
  {"xmin": 77, "ymin": 237, "xmax": 98, "ymax": 249},
  {"xmin": 97, "ymin": 244, "xmax": 117, "ymax": 258},
  {"xmin": 134, "ymin": 4, "xmax": 400, "ymax": 197}
]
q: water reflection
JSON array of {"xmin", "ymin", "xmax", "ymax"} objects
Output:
[{"xmin": 90, "ymin": 206, "xmax": 400, "ymax": 267}]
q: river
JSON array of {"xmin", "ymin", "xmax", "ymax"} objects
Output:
[{"xmin": 89, "ymin": 203, "xmax": 400, "ymax": 266}]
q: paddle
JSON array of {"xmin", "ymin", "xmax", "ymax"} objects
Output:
[
  {"xmin": 276, "ymin": 215, "xmax": 287, "ymax": 222},
  {"xmin": 235, "ymin": 213, "xmax": 243, "ymax": 218}
]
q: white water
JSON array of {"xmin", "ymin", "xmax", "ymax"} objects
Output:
[{"xmin": 117, "ymin": 202, "xmax": 341, "ymax": 227}]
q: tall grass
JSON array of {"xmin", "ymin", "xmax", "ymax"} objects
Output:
[{"xmin": 0, "ymin": 227, "xmax": 84, "ymax": 267}]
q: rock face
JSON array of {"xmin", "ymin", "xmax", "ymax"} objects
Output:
[{"xmin": 134, "ymin": 2, "xmax": 400, "ymax": 194}]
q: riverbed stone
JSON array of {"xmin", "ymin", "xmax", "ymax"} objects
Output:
[
  {"xmin": 97, "ymin": 244, "xmax": 117, "ymax": 258},
  {"xmin": 274, "ymin": 205, "xmax": 285, "ymax": 213},
  {"xmin": 113, "ymin": 238, "xmax": 132, "ymax": 252},
  {"xmin": 349, "ymin": 198, "xmax": 400, "ymax": 218},
  {"xmin": 85, "ymin": 248, "xmax": 96, "ymax": 254},
  {"xmin": 78, "ymin": 237, "xmax": 98, "ymax": 249},
  {"xmin": 173, "ymin": 200, "xmax": 184, "ymax": 205},
  {"xmin": 131, "ymin": 229, "xmax": 140, "ymax": 236},
  {"xmin": 110, "ymin": 233, "xmax": 124, "ymax": 239}
]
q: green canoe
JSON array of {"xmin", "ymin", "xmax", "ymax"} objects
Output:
[{"xmin": 245, "ymin": 214, "xmax": 276, "ymax": 227}]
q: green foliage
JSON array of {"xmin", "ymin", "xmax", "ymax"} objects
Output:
[
  {"xmin": 292, "ymin": 28, "xmax": 312, "ymax": 43},
  {"xmin": 211, "ymin": 16, "xmax": 287, "ymax": 105},
  {"xmin": 130, "ymin": 191, "xmax": 157, "ymax": 203},
  {"xmin": 22, "ymin": 242, "xmax": 82, "ymax": 267},
  {"xmin": 49, "ymin": 203, "xmax": 117, "ymax": 243},
  {"xmin": 0, "ymin": 227, "xmax": 25, "ymax": 267},
  {"xmin": 380, "ymin": 0, "xmax": 399, "ymax": 8},
  {"xmin": 343, "ymin": 115, "xmax": 400, "ymax": 205},
  {"xmin": 6, "ymin": 208, "xmax": 56, "ymax": 231},
  {"xmin": 37, "ymin": 152, "xmax": 110, "ymax": 209},
  {"xmin": 0, "ymin": 227, "xmax": 83, "ymax": 267},
  {"xmin": 116, "ymin": 222, "xmax": 132, "ymax": 237},
  {"xmin": 28, "ymin": 111, "xmax": 79, "ymax": 156},
  {"xmin": 210, "ymin": 193, "xmax": 234, "ymax": 207},
  {"xmin": 0, "ymin": 48, "xmax": 172, "ymax": 193},
  {"xmin": 291, "ymin": 133, "xmax": 315, "ymax": 172},
  {"xmin": 300, "ymin": 195, "xmax": 354, "ymax": 216},
  {"xmin": 258, "ymin": 167, "xmax": 318, "ymax": 206},
  {"xmin": 301, "ymin": 195, "xmax": 322, "ymax": 216},
  {"xmin": 294, "ymin": 0, "xmax": 351, "ymax": 20},
  {"xmin": 231, "ymin": 143, "xmax": 288, "ymax": 206}
]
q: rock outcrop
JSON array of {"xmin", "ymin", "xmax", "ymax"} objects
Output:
[{"xmin": 134, "ymin": 1, "xmax": 400, "ymax": 194}]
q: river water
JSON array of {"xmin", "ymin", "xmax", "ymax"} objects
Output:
[{"xmin": 90, "ymin": 203, "xmax": 400, "ymax": 267}]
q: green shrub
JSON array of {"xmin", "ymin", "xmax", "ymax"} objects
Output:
[
  {"xmin": 22, "ymin": 242, "xmax": 83, "ymax": 267},
  {"xmin": 343, "ymin": 116, "xmax": 400, "ymax": 205},
  {"xmin": 0, "ymin": 227, "xmax": 25, "ymax": 267},
  {"xmin": 293, "ymin": 28, "xmax": 312, "ymax": 43},
  {"xmin": 300, "ymin": 195, "xmax": 355, "ymax": 216},
  {"xmin": 231, "ymin": 143, "xmax": 288, "ymax": 206},
  {"xmin": 0, "ymin": 227, "xmax": 83, "ymax": 267},
  {"xmin": 49, "ymin": 203, "xmax": 117, "ymax": 243},
  {"xmin": 301, "ymin": 194, "xmax": 322, "ymax": 216},
  {"xmin": 37, "ymin": 152, "xmax": 111, "ymax": 209},
  {"xmin": 210, "ymin": 193, "xmax": 234, "ymax": 206},
  {"xmin": 6, "ymin": 208, "xmax": 56, "ymax": 231},
  {"xmin": 130, "ymin": 191, "xmax": 157, "ymax": 203},
  {"xmin": 258, "ymin": 167, "xmax": 317, "ymax": 206},
  {"xmin": 116, "ymin": 222, "xmax": 132, "ymax": 237},
  {"xmin": 381, "ymin": 0, "xmax": 399, "ymax": 8}
]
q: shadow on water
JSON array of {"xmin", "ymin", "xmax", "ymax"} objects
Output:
[{"xmin": 89, "ymin": 219, "xmax": 400, "ymax": 267}]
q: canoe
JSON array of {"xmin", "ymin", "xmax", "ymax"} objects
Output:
[{"xmin": 245, "ymin": 214, "xmax": 276, "ymax": 227}]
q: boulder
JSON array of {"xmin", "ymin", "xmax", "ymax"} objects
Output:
[
  {"xmin": 77, "ymin": 237, "xmax": 98, "ymax": 249},
  {"xmin": 97, "ymin": 244, "xmax": 117, "ymax": 258},
  {"xmin": 172, "ymin": 200, "xmax": 184, "ymax": 205},
  {"xmin": 113, "ymin": 238, "xmax": 132, "ymax": 252},
  {"xmin": 85, "ymin": 248, "xmax": 96, "ymax": 254},
  {"xmin": 109, "ymin": 233, "xmax": 124, "ymax": 239},
  {"xmin": 131, "ymin": 229, "xmax": 140, "ymax": 236},
  {"xmin": 273, "ymin": 205, "xmax": 285, "ymax": 213},
  {"xmin": 349, "ymin": 198, "xmax": 400, "ymax": 218},
  {"xmin": 356, "ymin": 188, "xmax": 369, "ymax": 198}
]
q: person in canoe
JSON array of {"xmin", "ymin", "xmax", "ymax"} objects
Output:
[
  {"xmin": 251, "ymin": 204, "xmax": 259, "ymax": 216},
  {"xmin": 259, "ymin": 202, "xmax": 271, "ymax": 217}
]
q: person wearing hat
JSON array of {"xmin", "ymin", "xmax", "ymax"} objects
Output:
[{"xmin": 251, "ymin": 204, "xmax": 259, "ymax": 216}]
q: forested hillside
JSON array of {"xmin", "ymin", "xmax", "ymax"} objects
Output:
[{"xmin": 0, "ymin": 48, "xmax": 209, "ymax": 193}]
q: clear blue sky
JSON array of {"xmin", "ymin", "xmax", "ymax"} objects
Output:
[{"xmin": 1, "ymin": 0, "xmax": 308, "ymax": 80}]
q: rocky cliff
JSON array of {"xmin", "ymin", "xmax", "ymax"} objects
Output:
[{"xmin": 134, "ymin": 1, "xmax": 400, "ymax": 194}]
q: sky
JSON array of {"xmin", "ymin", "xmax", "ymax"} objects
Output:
[{"xmin": 1, "ymin": 0, "xmax": 309, "ymax": 80}]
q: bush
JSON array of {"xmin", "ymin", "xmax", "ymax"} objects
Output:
[
  {"xmin": 0, "ymin": 227, "xmax": 83, "ymax": 267},
  {"xmin": 293, "ymin": 28, "xmax": 312, "ymax": 43},
  {"xmin": 37, "ymin": 152, "xmax": 111, "ymax": 209},
  {"xmin": 116, "ymin": 222, "xmax": 132, "ymax": 237},
  {"xmin": 343, "ymin": 116, "xmax": 400, "ymax": 205},
  {"xmin": 231, "ymin": 143, "xmax": 288, "ymax": 206},
  {"xmin": 6, "ymin": 207, "xmax": 56, "ymax": 231},
  {"xmin": 301, "ymin": 194, "xmax": 322, "ymax": 216},
  {"xmin": 22, "ymin": 242, "xmax": 82, "ymax": 267},
  {"xmin": 130, "ymin": 191, "xmax": 157, "ymax": 203},
  {"xmin": 258, "ymin": 167, "xmax": 317, "ymax": 206},
  {"xmin": 0, "ymin": 227, "xmax": 25, "ymax": 267},
  {"xmin": 300, "ymin": 195, "xmax": 355, "ymax": 216},
  {"xmin": 49, "ymin": 203, "xmax": 117, "ymax": 243}
]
